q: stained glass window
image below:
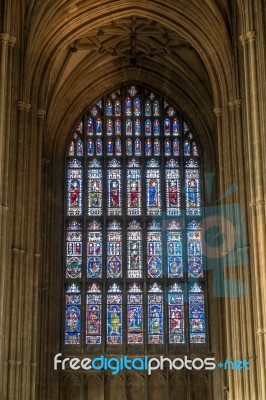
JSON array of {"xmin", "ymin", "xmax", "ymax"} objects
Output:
[
  {"xmin": 86, "ymin": 283, "xmax": 101, "ymax": 344},
  {"xmin": 107, "ymin": 221, "xmax": 122, "ymax": 278},
  {"xmin": 65, "ymin": 284, "xmax": 81, "ymax": 344},
  {"xmin": 167, "ymin": 220, "xmax": 183, "ymax": 278},
  {"xmin": 66, "ymin": 221, "xmax": 82, "ymax": 279},
  {"xmin": 67, "ymin": 159, "xmax": 82, "ymax": 216},
  {"xmin": 147, "ymin": 221, "xmax": 162, "ymax": 278},
  {"xmin": 148, "ymin": 283, "xmax": 164, "ymax": 344},
  {"xmin": 127, "ymin": 284, "xmax": 143, "ymax": 343},
  {"xmin": 189, "ymin": 283, "xmax": 205, "ymax": 343},
  {"xmin": 87, "ymin": 221, "xmax": 102, "ymax": 278},
  {"xmin": 107, "ymin": 284, "xmax": 122, "ymax": 344},
  {"xmin": 127, "ymin": 221, "xmax": 142, "ymax": 278},
  {"xmin": 168, "ymin": 283, "xmax": 185, "ymax": 344},
  {"xmin": 64, "ymin": 85, "xmax": 206, "ymax": 349}
]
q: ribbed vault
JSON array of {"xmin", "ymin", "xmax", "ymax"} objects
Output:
[{"xmin": 12, "ymin": 0, "xmax": 235, "ymax": 160}]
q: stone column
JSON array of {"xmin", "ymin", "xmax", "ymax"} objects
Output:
[
  {"xmin": 240, "ymin": 31, "xmax": 266, "ymax": 400},
  {"xmin": 7, "ymin": 100, "xmax": 31, "ymax": 400},
  {"xmin": 0, "ymin": 33, "xmax": 16, "ymax": 399}
]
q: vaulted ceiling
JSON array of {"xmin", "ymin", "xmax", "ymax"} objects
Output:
[{"xmin": 8, "ymin": 0, "xmax": 237, "ymax": 158}]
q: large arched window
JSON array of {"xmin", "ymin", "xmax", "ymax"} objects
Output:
[{"xmin": 64, "ymin": 85, "xmax": 206, "ymax": 351}]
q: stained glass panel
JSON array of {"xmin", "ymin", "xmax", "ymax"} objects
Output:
[
  {"xmin": 87, "ymin": 118, "xmax": 94, "ymax": 136},
  {"xmin": 148, "ymin": 284, "xmax": 163, "ymax": 344},
  {"xmin": 147, "ymin": 221, "xmax": 162, "ymax": 278},
  {"xmin": 66, "ymin": 221, "xmax": 82, "ymax": 279},
  {"xmin": 166, "ymin": 159, "xmax": 181, "ymax": 216},
  {"xmin": 87, "ymin": 221, "xmax": 102, "ymax": 278},
  {"xmin": 107, "ymin": 138, "xmax": 113, "ymax": 156},
  {"xmin": 185, "ymin": 159, "xmax": 201, "ymax": 215},
  {"xmin": 126, "ymin": 119, "xmax": 132, "ymax": 135},
  {"xmin": 135, "ymin": 139, "xmax": 141, "ymax": 156},
  {"xmin": 126, "ymin": 138, "xmax": 132, "ymax": 156},
  {"xmin": 145, "ymin": 100, "xmax": 151, "ymax": 116},
  {"xmin": 173, "ymin": 117, "xmax": 179, "ymax": 135},
  {"xmin": 134, "ymin": 119, "xmax": 141, "ymax": 136},
  {"xmin": 107, "ymin": 221, "xmax": 122, "ymax": 278},
  {"xmin": 187, "ymin": 221, "xmax": 203, "ymax": 278},
  {"xmin": 107, "ymin": 284, "xmax": 122, "ymax": 344},
  {"xmin": 106, "ymin": 99, "xmax": 113, "ymax": 116},
  {"xmin": 88, "ymin": 138, "xmax": 94, "ymax": 156},
  {"xmin": 95, "ymin": 118, "xmax": 102, "ymax": 136},
  {"xmin": 134, "ymin": 97, "xmax": 141, "ymax": 116},
  {"xmin": 115, "ymin": 119, "xmax": 121, "ymax": 135},
  {"xmin": 153, "ymin": 119, "xmax": 160, "ymax": 136},
  {"xmin": 168, "ymin": 284, "xmax": 185, "ymax": 343},
  {"xmin": 125, "ymin": 97, "xmax": 132, "ymax": 116},
  {"xmin": 127, "ymin": 159, "xmax": 141, "ymax": 215},
  {"xmin": 86, "ymin": 283, "xmax": 101, "ymax": 344},
  {"xmin": 128, "ymin": 284, "xmax": 143, "ymax": 343},
  {"xmin": 115, "ymin": 100, "xmax": 121, "ymax": 116},
  {"xmin": 107, "ymin": 119, "xmax": 113, "ymax": 136},
  {"xmin": 153, "ymin": 100, "xmax": 160, "ymax": 116},
  {"xmin": 167, "ymin": 220, "xmax": 183, "ymax": 278},
  {"xmin": 107, "ymin": 160, "xmax": 122, "ymax": 215},
  {"xmin": 127, "ymin": 221, "xmax": 142, "ymax": 278},
  {"xmin": 67, "ymin": 159, "xmax": 82, "ymax": 216},
  {"xmin": 146, "ymin": 159, "xmax": 161, "ymax": 215},
  {"xmin": 189, "ymin": 283, "xmax": 205, "ymax": 343},
  {"xmin": 173, "ymin": 138, "xmax": 180, "ymax": 156},
  {"xmin": 65, "ymin": 284, "xmax": 81, "ymax": 344},
  {"xmin": 145, "ymin": 119, "xmax": 152, "ymax": 136},
  {"xmin": 88, "ymin": 159, "xmax": 102, "ymax": 216},
  {"xmin": 145, "ymin": 139, "xmax": 152, "ymax": 156},
  {"xmin": 164, "ymin": 118, "xmax": 170, "ymax": 136},
  {"xmin": 154, "ymin": 139, "xmax": 160, "ymax": 156}
]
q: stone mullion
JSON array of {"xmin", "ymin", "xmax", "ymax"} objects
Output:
[
  {"xmin": 234, "ymin": 99, "xmax": 258, "ymax": 399},
  {"xmin": 30, "ymin": 110, "xmax": 45, "ymax": 400},
  {"xmin": 214, "ymin": 107, "xmax": 232, "ymax": 395},
  {"xmin": 240, "ymin": 31, "xmax": 266, "ymax": 399}
]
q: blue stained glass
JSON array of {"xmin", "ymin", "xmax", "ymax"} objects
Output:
[
  {"xmin": 126, "ymin": 119, "xmax": 132, "ymax": 135},
  {"xmin": 145, "ymin": 139, "xmax": 152, "ymax": 156},
  {"xmin": 173, "ymin": 139, "xmax": 180, "ymax": 156},
  {"xmin": 185, "ymin": 160, "xmax": 201, "ymax": 215},
  {"xmin": 145, "ymin": 100, "xmax": 151, "ymax": 116},
  {"xmin": 135, "ymin": 139, "xmax": 141, "ymax": 156},
  {"xmin": 86, "ymin": 285, "xmax": 101, "ymax": 344},
  {"xmin": 125, "ymin": 97, "xmax": 132, "ymax": 116},
  {"xmin": 87, "ymin": 222, "xmax": 102, "ymax": 278},
  {"xmin": 127, "ymin": 221, "xmax": 142, "ymax": 278},
  {"xmin": 128, "ymin": 286, "xmax": 143, "ymax": 343},
  {"xmin": 107, "ymin": 160, "xmax": 122, "ymax": 215},
  {"xmin": 95, "ymin": 138, "xmax": 102, "ymax": 156},
  {"xmin": 153, "ymin": 100, "xmax": 160, "ymax": 116},
  {"xmin": 164, "ymin": 118, "xmax": 170, "ymax": 136},
  {"xmin": 127, "ymin": 161, "xmax": 141, "ymax": 215},
  {"xmin": 76, "ymin": 139, "xmax": 83, "ymax": 156},
  {"xmin": 115, "ymin": 119, "xmax": 121, "ymax": 135},
  {"xmin": 88, "ymin": 160, "xmax": 102, "ymax": 215},
  {"xmin": 87, "ymin": 139, "xmax": 94, "ymax": 156},
  {"xmin": 134, "ymin": 119, "xmax": 141, "ymax": 136},
  {"xmin": 66, "ymin": 221, "xmax": 82, "ymax": 279},
  {"xmin": 107, "ymin": 221, "xmax": 122, "ymax": 278},
  {"xmin": 107, "ymin": 139, "xmax": 113, "ymax": 156},
  {"xmin": 65, "ymin": 285, "xmax": 81, "ymax": 344},
  {"xmin": 67, "ymin": 159, "xmax": 83, "ymax": 216},
  {"xmin": 184, "ymin": 140, "xmax": 190, "ymax": 156},
  {"xmin": 148, "ymin": 284, "xmax": 164, "ymax": 344},
  {"xmin": 146, "ymin": 160, "xmax": 161, "ymax": 215},
  {"xmin": 87, "ymin": 118, "xmax": 94, "ymax": 136},
  {"xmin": 95, "ymin": 118, "xmax": 102, "ymax": 136},
  {"xmin": 145, "ymin": 119, "xmax": 152, "ymax": 136},
  {"xmin": 166, "ymin": 159, "xmax": 181, "ymax": 215},
  {"xmin": 134, "ymin": 97, "xmax": 141, "ymax": 116},
  {"xmin": 154, "ymin": 139, "xmax": 160, "ymax": 156},
  {"xmin": 106, "ymin": 99, "xmax": 113, "ymax": 116},
  {"xmin": 147, "ymin": 222, "xmax": 162, "ymax": 278},
  {"xmin": 115, "ymin": 138, "xmax": 122, "ymax": 156},
  {"xmin": 165, "ymin": 139, "xmax": 171, "ymax": 156},
  {"xmin": 107, "ymin": 119, "xmax": 113, "ymax": 136},
  {"xmin": 187, "ymin": 221, "xmax": 203, "ymax": 278},
  {"xmin": 115, "ymin": 100, "xmax": 121, "ymax": 116},
  {"xmin": 189, "ymin": 284, "xmax": 205, "ymax": 343},
  {"xmin": 126, "ymin": 138, "xmax": 132, "ymax": 156},
  {"xmin": 173, "ymin": 117, "xmax": 179, "ymax": 135},
  {"xmin": 167, "ymin": 235, "xmax": 182, "ymax": 278},
  {"xmin": 168, "ymin": 287, "xmax": 185, "ymax": 343},
  {"xmin": 107, "ymin": 286, "xmax": 122, "ymax": 344},
  {"xmin": 153, "ymin": 119, "xmax": 160, "ymax": 136}
]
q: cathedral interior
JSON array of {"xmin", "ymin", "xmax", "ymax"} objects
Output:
[{"xmin": 0, "ymin": 1, "xmax": 266, "ymax": 399}]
